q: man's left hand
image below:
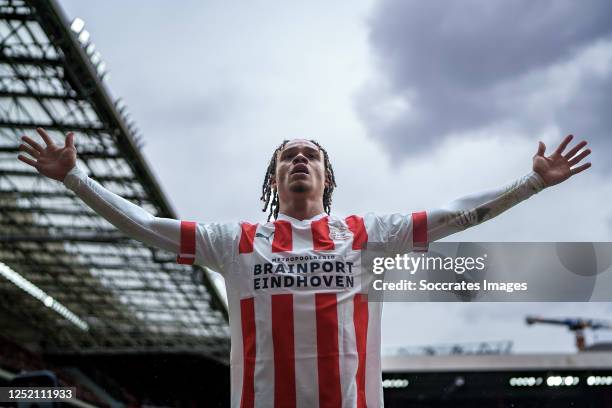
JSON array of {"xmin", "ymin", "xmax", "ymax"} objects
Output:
[{"xmin": 533, "ymin": 134, "xmax": 591, "ymax": 187}]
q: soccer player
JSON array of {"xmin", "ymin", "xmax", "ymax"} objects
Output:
[{"xmin": 18, "ymin": 128, "xmax": 591, "ymax": 407}]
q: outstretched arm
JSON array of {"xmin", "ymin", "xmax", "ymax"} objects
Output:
[
  {"xmin": 62, "ymin": 165, "xmax": 182, "ymax": 255},
  {"xmin": 427, "ymin": 135, "xmax": 591, "ymax": 243},
  {"xmin": 18, "ymin": 128, "xmax": 183, "ymax": 259}
]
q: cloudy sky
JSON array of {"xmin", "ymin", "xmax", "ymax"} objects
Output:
[{"xmin": 58, "ymin": 0, "xmax": 612, "ymax": 353}]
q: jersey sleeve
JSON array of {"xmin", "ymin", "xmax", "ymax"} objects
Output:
[
  {"xmin": 368, "ymin": 172, "xmax": 547, "ymax": 254},
  {"xmin": 63, "ymin": 164, "xmax": 239, "ymax": 275}
]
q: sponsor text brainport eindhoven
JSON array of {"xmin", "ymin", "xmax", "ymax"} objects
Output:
[{"xmin": 253, "ymin": 255, "xmax": 356, "ymax": 290}]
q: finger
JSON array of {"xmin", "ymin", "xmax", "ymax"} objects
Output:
[
  {"xmin": 17, "ymin": 154, "xmax": 39, "ymax": 168},
  {"xmin": 563, "ymin": 140, "xmax": 587, "ymax": 160},
  {"xmin": 21, "ymin": 135, "xmax": 45, "ymax": 152},
  {"xmin": 570, "ymin": 162, "xmax": 591, "ymax": 175},
  {"xmin": 554, "ymin": 134, "xmax": 573, "ymax": 155},
  {"xmin": 65, "ymin": 132, "xmax": 75, "ymax": 148},
  {"xmin": 536, "ymin": 141, "xmax": 546, "ymax": 156},
  {"xmin": 19, "ymin": 143, "xmax": 40, "ymax": 158},
  {"xmin": 36, "ymin": 127, "xmax": 55, "ymax": 147},
  {"xmin": 568, "ymin": 148, "xmax": 591, "ymax": 166}
]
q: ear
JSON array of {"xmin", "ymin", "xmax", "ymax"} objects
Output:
[{"xmin": 271, "ymin": 175, "xmax": 277, "ymax": 190}]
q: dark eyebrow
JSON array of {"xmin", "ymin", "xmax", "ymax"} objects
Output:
[{"xmin": 280, "ymin": 145, "xmax": 320, "ymax": 157}]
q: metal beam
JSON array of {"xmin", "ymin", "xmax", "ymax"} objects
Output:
[
  {"xmin": 0, "ymin": 13, "xmax": 35, "ymax": 22},
  {"xmin": 0, "ymin": 120, "xmax": 106, "ymax": 133},
  {"xmin": 0, "ymin": 233, "xmax": 129, "ymax": 243},
  {"xmin": 0, "ymin": 90, "xmax": 81, "ymax": 101},
  {"xmin": 0, "ymin": 146, "xmax": 124, "ymax": 160},
  {"xmin": 0, "ymin": 189, "xmax": 147, "ymax": 202},
  {"xmin": 1, "ymin": 169, "xmax": 137, "ymax": 182},
  {"xmin": 0, "ymin": 55, "xmax": 63, "ymax": 67}
]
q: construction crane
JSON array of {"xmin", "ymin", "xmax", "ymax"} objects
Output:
[{"xmin": 526, "ymin": 316, "xmax": 612, "ymax": 351}]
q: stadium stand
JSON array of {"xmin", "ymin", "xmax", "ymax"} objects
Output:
[{"xmin": 0, "ymin": 0, "xmax": 231, "ymax": 405}]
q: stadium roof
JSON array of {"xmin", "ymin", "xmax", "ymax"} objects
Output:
[
  {"xmin": 0, "ymin": 0, "xmax": 229, "ymax": 362},
  {"xmin": 382, "ymin": 352, "xmax": 612, "ymax": 372}
]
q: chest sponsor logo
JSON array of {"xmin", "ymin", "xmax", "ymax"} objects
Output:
[{"xmin": 251, "ymin": 255, "xmax": 356, "ymax": 291}]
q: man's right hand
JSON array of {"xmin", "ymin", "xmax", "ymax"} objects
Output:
[{"xmin": 18, "ymin": 128, "xmax": 77, "ymax": 182}]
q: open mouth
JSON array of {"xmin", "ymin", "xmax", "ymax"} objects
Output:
[{"xmin": 290, "ymin": 164, "xmax": 309, "ymax": 175}]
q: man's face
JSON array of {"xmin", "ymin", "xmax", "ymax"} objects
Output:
[{"xmin": 271, "ymin": 139, "xmax": 328, "ymax": 201}]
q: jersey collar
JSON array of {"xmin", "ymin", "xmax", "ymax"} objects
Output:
[{"xmin": 276, "ymin": 212, "xmax": 327, "ymax": 223}]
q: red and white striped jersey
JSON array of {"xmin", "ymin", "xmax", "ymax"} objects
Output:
[
  {"xmin": 178, "ymin": 212, "xmax": 428, "ymax": 408},
  {"xmin": 64, "ymin": 164, "xmax": 546, "ymax": 408}
]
